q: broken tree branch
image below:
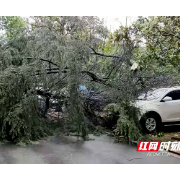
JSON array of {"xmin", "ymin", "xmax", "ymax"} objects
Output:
[
  {"xmin": 89, "ymin": 46, "xmax": 121, "ymax": 58},
  {"xmin": 27, "ymin": 57, "xmax": 60, "ymax": 68}
]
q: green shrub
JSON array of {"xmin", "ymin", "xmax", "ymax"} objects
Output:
[
  {"xmin": 0, "ymin": 96, "xmax": 53, "ymax": 143},
  {"xmin": 93, "ymin": 126, "xmax": 105, "ymax": 136},
  {"xmin": 0, "ymin": 68, "xmax": 53, "ymax": 143},
  {"xmin": 114, "ymin": 104, "xmax": 147, "ymax": 144}
]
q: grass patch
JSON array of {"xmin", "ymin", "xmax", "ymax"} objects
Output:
[{"xmin": 149, "ymin": 132, "xmax": 180, "ymax": 142}]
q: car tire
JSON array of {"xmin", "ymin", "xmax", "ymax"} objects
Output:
[{"xmin": 140, "ymin": 113, "xmax": 162, "ymax": 133}]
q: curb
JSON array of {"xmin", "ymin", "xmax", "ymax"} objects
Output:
[{"xmin": 168, "ymin": 150, "xmax": 180, "ymax": 156}]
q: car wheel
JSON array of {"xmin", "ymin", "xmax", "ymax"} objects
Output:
[{"xmin": 141, "ymin": 114, "xmax": 162, "ymax": 133}]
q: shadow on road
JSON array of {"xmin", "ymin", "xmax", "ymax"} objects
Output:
[{"xmin": 162, "ymin": 124, "xmax": 180, "ymax": 133}]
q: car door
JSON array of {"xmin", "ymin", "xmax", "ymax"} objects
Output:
[{"xmin": 159, "ymin": 90, "xmax": 180, "ymax": 122}]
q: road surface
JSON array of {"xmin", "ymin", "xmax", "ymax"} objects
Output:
[{"xmin": 0, "ymin": 135, "xmax": 179, "ymax": 164}]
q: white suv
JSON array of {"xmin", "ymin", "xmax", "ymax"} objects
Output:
[{"xmin": 136, "ymin": 87, "xmax": 180, "ymax": 133}]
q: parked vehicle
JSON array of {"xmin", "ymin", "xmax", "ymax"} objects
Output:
[{"xmin": 136, "ymin": 87, "xmax": 180, "ymax": 133}]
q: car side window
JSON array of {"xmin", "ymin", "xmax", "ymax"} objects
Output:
[{"xmin": 164, "ymin": 90, "xmax": 180, "ymax": 100}]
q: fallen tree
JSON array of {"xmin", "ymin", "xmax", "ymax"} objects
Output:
[{"xmin": 0, "ymin": 16, "xmax": 179, "ymax": 143}]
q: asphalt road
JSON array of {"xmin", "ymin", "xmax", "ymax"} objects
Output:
[{"xmin": 0, "ymin": 135, "xmax": 179, "ymax": 164}]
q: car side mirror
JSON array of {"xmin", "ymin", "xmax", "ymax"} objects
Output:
[{"xmin": 162, "ymin": 96, "xmax": 172, "ymax": 102}]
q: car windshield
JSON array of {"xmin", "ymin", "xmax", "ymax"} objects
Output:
[{"xmin": 138, "ymin": 89, "xmax": 169, "ymax": 101}]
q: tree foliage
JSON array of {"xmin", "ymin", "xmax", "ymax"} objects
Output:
[
  {"xmin": 0, "ymin": 16, "xmax": 27, "ymax": 39},
  {"xmin": 0, "ymin": 16, "xmax": 180, "ymax": 143}
]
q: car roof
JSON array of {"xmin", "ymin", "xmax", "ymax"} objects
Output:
[
  {"xmin": 147, "ymin": 87, "xmax": 180, "ymax": 99},
  {"xmin": 152, "ymin": 88, "xmax": 171, "ymax": 93},
  {"xmin": 154, "ymin": 87, "xmax": 180, "ymax": 91},
  {"xmin": 167, "ymin": 87, "xmax": 180, "ymax": 91},
  {"xmin": 155, "ymin": 87, "xmax": 180, "ymax": 99}
]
